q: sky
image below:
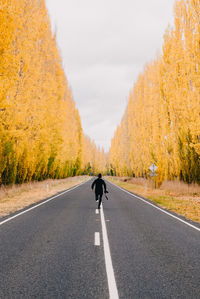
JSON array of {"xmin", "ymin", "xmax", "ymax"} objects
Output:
[{"xmin": 46, "ymin": 0, "xmax": 175, "ymax": 152}]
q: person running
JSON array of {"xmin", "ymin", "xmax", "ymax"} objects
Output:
[{"xmin": 91, "ymin": 174, "xmax": 108, "ymax": 209}]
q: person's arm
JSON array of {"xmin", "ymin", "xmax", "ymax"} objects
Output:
[{"xmin": 103, "ymin": 180, "xmax": 107, "ymax": 193}]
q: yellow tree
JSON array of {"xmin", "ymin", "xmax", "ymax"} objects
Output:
[
  {"xmin": 0, "ymin": 0, "xmax": 86, "ymax": 184},
  {"xmin": 110, "ymin": 0, "xmax": 200, "ymax": 184}
]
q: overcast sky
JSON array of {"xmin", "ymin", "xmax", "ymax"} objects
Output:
[{"xmin": 46, "ymin": 0, "xmax": 175, "ymax": 152}]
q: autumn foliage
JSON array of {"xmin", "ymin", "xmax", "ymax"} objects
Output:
[
  {"xmin": 0, "ymin": 0, "xmax": 106, "ymax": 185},
  {"xmin": 110, "ymin": 0, "xmax": 200, "ymax": 184}
]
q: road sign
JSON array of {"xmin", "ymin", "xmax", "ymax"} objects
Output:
[
  {"xmin": 149, "ymin": 163, "xmax": 157, "ymax": 172},
  {"xmin": 150, "ymin": 172, "xmax": 157, "ymax": 177}
]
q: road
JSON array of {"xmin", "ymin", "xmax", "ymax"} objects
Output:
[{"xmin": 0, "ymin": 179, "xmax": 199, "ymax": 299}]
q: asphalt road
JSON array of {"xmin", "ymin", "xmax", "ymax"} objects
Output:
[{"xmin": 0, "ymin": 179, "xmax": 199, "ymax": 299}]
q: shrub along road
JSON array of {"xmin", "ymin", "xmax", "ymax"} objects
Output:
[{"xmin": 0, "ymin": 179, "xmax": 199, "ymax": 298}]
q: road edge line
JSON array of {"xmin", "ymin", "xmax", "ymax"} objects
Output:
[
  {"xmin": 100, "ymin": 205, "xmax": 119, "ymax": 299},
  {"xmin": 0, "ymin": 180, "xmax": 88, "ymax": 227},
  {"xmin": 107, "ymin": 180, "xmax": 200, "ymax": 232}
]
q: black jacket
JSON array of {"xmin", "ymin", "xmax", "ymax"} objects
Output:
[{"xmin": 91, "ymin": 178, "xmax": 107, "ymax": 195}]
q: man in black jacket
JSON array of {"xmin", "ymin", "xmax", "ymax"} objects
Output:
[{"xmin": 91, "ymin": 174, "xmax": 107, "ymax": 209}]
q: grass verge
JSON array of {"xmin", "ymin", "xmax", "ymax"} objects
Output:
[
  {"xmin": 0, "ymin": 176, "xmax": 90, "ymax": 218},
  {"xmin": 106, "ymin": 176, "xmax": 200, "ymax": 223}
]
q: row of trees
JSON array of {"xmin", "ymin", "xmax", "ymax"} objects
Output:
[
  {"xmin": 110, "ymin": 0, "xmax": 200, "ymax": 184},
  {"xmin": 0, "ymin": 0, "xmax": 106, "ymax": 185}
]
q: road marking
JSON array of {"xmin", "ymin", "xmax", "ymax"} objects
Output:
[
  {"xmin": 107, "ymin": 180, "xmax": 200, "ymax": 232},
  {"xmin": 100, "ymin": 205, "xmax": 119, "ymax": 299},
  {"xmin": 95, "ymin": 209, "xmax": 99, "ymax": 214},
  {"xmin": 94, "ymin": 232, "xmax": 100, "ymax": 246},
  {"xmin": 0, "ymin": 180, "xmax": 88, "ymax": 227}
]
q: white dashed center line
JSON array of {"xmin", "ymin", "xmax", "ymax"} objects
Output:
[{"xmin": 94, "ymin": 232, "xmax": 100, "ymax": 246}]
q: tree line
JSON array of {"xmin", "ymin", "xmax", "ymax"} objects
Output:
[
  {"xmin": 109, "ymin": 0, "xmax": 200, "ymax": 185},
  {"xmin": 0, "ymin": 0, "xmax": 107, "ymax": 185}
]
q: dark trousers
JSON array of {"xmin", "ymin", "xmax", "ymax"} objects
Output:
[{"xmin": 95, "ymin": 193, "xmax": 103, "ymax": 209}]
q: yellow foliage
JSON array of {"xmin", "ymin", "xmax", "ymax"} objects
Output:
[
  {"xmin": 0, "ymin": 0, "xmax": 107, "ymax": 184},
  {"xmin": 109, "ymin": 0, "xmax": 200, "ymax": 184}
]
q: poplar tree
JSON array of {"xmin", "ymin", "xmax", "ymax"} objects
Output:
[
  {"xmin": 109, "ymin": 0, "xmax": 200, "ymax": 184},
  {"xmin": 0, "ymin": 0, "xmax": 107, "ymax": 184}
]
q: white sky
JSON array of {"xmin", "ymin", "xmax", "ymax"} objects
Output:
[{"xmin": 46, "ymin": 0, "xmax": 175, "ymax": 152}]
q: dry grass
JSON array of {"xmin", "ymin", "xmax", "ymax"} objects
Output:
[
  {"xmin": 160, "ymin": 180, "xmax": 200, "ymax": 196},
  {"xmin": 106, "ymin": 176, "xmax": 200, "ymax": 223},
  {"xmin": 0, "ymin": 176, "xmax": 90, "ymax": 218}
]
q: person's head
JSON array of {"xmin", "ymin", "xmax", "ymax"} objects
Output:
[{"xmin": 98, "ymin": 173, "xmax": 102, "ymax": 178}]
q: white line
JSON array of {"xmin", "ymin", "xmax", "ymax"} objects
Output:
[
  {"xmin": 95, "ymin": 209, "xmax": 99, "ymax": 214},
  {"xmin": 0, "ymin": 180, "xmax": 88, "ymax": 227},
  {"xmin": 94, "ymin": 232, "xmax": 100, "ymax": 246},
  {"xmin": 107, "ymin": 180, "xmax": 200, "ymax": 232},
  {"xmin": 100, "ymin": 205, "xmax": 119, "ymax": 299}
]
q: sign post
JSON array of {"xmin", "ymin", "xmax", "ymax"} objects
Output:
[{"xmin": 149, "ymin": 163, "xmax": 157, "ymax": 188}]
